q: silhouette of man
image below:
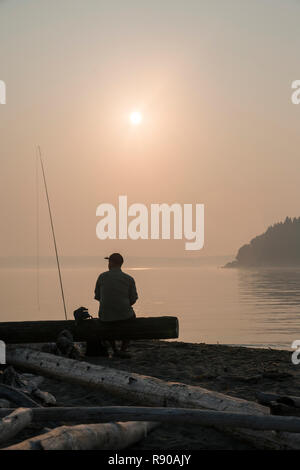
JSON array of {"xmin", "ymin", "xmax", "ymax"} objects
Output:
[{"xmin": 94, "ymin": 253, "xmax": 138, "ymax": 357}]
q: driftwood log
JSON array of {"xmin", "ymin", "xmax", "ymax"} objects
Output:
[
  {"xmin": 6, "ymin": 347, "xmax": 266, "ymax": 414},
  {"xmin": 257, "ymin": 392, "xmax": 300, "ymax": 409},
  {"xmin": 2, "ymin": 406, "xmax": 300, "ymax": 433},
  {"xmin": 256, "ymin": 392, "xmax": 300, "ymax": 417},
  {"xmin": 0, "ymin": 408, "xmax": 32, "ymax": 444},
  {"xmin": 0, "ymin": 384, "xmax": 41, "ymax": 408},
  {"xmin": 0, "ymin": 317, "xmax": 178, "ymax": 343},
  {"xmin": 3, "ymin": 421, "xmax": 158, "ymax": 450},
  {"xmin": 1, "ymin": 367, "xmax": 55, "ymax": 406},
  {"xmin": 269, "ymin": 403, "xmax": 300, "ymax": 417}
]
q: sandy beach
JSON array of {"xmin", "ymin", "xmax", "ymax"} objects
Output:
[{"xmin": 2, "ymin": 340, "xmax": 299, "ymax": 450}]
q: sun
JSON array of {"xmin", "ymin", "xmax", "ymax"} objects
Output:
[{"xmin": 130, "ymin": 111, "xmax": 142, "ymax": 125}]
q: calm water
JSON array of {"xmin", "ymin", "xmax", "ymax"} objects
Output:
[{"xmin": 1, "ymin": 264, "xmax": 300, "ymax": 349}]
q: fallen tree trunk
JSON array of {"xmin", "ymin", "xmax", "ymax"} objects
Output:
[
  {"xmin": 0, "ymin": 367, "xmax": 55, "ymax": 406},
  {"xmin": 2, "ymin": 406, "xmax": 300, "ymax": 433},
  {"xmin": 3, "ymin": 421, "xmax": 158, "ymax": 450},
  {"xmin": 6, "ymin": 347, "xmax": 266, "ymax": 414},
  {"xmin": 0, "ymin": 384, "xmax": 41, "ymax": 408},
  {"xmin": 269, "ymin": 403, "xmax": 300, "ymax": 417},
  {"xmin": 0, "ymin": 408, "xmax": 32, "ymax": 445},
  {"xmin": 0, "ymin": 317, "xmax": 178, "ymax": 343},
  {"xmin": 257, "ymin": 391, "xmax": 300, "ymax": 409}
]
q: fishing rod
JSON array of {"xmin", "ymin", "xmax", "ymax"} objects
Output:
[
  {"xmin": 36, "ymin": 148, "xmax": 40, "ymax": 312},
  {"xmin": 37, "ymin": 146, "xmax": 68, "ymax": 320}
]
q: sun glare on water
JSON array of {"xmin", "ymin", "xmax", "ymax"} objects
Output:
[{"xmin": 130, "ymin": 111, "xmax": 142, "ymax": 125}]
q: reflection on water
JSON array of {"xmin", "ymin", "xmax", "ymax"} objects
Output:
[
  {"xmin": 237, "ymin": 268, "xmax": 300, "ymax": 348},
  {"xmin": 238, "ymin": 268, "xmax": 300, "ymax": 307}
]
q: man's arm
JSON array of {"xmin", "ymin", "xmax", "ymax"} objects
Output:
[
  {"xmin": 94, "ymin": 276, "xmax": 101, "ymax": 301},
  {"xmin": 129, "ymin": 278, "xmax": 138, "ymax": 305}
]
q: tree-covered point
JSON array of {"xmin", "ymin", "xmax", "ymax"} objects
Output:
[{"xmin": 225, "ymin": 217, "xmax": 300, "ymax": 267}]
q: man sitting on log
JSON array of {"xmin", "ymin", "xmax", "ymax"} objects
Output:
[{"xmin": 94, "ymin": 253, "xmax": 138, "ymax": 358}]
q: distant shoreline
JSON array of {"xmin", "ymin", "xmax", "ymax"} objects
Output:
[
  {"xmin": 223, "ymin": 261, "xmax": 300, "ymax": 268},
  {"xmin": 0, "ymin": 254, "xmax": 234, "ymax": 269}
]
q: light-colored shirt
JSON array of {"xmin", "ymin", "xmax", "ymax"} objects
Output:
[{"xmin": 94, "ymin": 268, "xmax": 138, "ymax": 321}]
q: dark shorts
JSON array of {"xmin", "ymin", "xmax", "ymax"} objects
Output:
[{"xmin": 98, "ymin": 312, "xmax": 136, "ymax": 323}]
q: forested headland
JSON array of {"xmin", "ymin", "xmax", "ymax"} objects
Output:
[{"xmin": 225, "ymin": 217, "xmax": 300, "ymax": 267}]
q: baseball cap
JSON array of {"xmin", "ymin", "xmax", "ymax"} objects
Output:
[{"xmin": 104, "ymin": 253, "xmax": 124, "ymax": 265}]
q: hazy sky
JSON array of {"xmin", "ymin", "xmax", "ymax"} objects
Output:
[{"xmin": 1, "ymin": 0, "xmax": 300, "ymax": 259}]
